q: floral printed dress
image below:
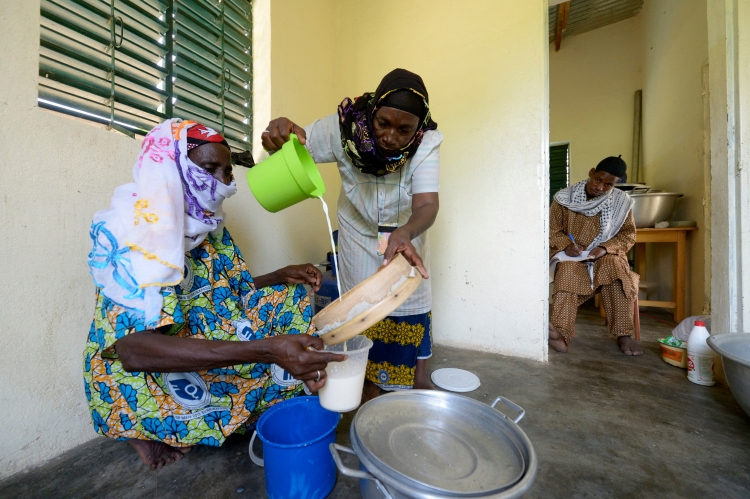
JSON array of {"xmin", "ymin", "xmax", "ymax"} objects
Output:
[{"xmin": 83, "ymin": 228, "xmax": 313, "ymax": 447}]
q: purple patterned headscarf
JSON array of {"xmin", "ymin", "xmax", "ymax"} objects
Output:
[{"xmin": 338, "ymin": 69, "xmax": 438, "ymax": 176}]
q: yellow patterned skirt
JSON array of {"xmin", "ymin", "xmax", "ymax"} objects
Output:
[{"xmin": 363, "ymin": 312, "xmax": 432, "ymax": 391}]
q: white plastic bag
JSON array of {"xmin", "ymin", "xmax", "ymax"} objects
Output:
[{"xmin": 672, "ymin": 315, "xmax": 711, "ymax": 342}]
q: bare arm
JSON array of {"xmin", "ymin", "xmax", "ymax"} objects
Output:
[
  {"xmin": 383, "ymin": 192, "xmax": 439, "ymax": 278},
  {"xmin": 116, "ymin": 330, "xmax": 345, "ymax": 392},
  {"xmin": 252, "ymin": 264, "xmax": 323, "ymax": 292}
]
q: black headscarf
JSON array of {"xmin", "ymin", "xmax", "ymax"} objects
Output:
[{"xmin": 337, "ymin": 69, "xmax": 438, "ymax": 176}]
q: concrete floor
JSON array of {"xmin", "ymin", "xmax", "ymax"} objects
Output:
[{"xmin": 2, "ymin": 306, "xmax": 750, "ymax": 498}]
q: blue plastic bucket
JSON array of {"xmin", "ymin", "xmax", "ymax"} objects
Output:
[{"xmin": 249, "ymin": 396, "xmax": 339, "ymax": 499}]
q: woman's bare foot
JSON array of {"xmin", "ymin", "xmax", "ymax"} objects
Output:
[
  {"xmin": 617, "ymin": 336, "xmax": 643, "ymax": 356},
  {"xmin": 361, "ymin": 379, "xmax": 383, "ymax": 404},
  {"xmin": 548, "ymin": 323, "xmax": 568, "ymax": 353},
  {"xmin": 413, "ymin": 359, "xmax": 434, "ymax": 390},
  {"xmin": 128, "ymin": 439, "xmax": 192, "ymax": 470}
]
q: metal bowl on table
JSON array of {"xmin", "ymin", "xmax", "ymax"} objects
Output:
[
  {"xmin": 330, "ymin": 390, "xmax": 538, "ymax": 499},
  {"xmin": 614, "ymin": 183, "xmax": 651, "ymax": 193},
  {"xmin": 628, "ymin": 191, "xmax": 683, "ymax": 228},
  {"xmin": 707, "ymin": 333, "xmax": 750, "ymax": 419}
]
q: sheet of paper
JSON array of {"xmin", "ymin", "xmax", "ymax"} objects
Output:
[{"xmin": 551, "ymin": 250, "xmax": 595, "ymax": 263}]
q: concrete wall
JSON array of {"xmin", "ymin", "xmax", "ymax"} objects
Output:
[
  {"xmin": 0, "ymin": 1, "xmax": 144, "ymax": 479},
  {"xmin": 227, "ymin": 0, "xmax": 341, "ymax": 275},
  {"xmin": 708, "ymin": 0, "xmax": 750, "ymax": 335},
  {"xmin": 640, "ymin": 0, "xmax": 708, "ymax": 315},
  {"xmin": 550, "ymin": 16, "xmax": 643, "ymax": 181},
  {"xmin": 329, "ymin": 0, "xmax": 550, "ymax": 360}
]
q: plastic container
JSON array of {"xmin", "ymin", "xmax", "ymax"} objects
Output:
[
  {"xmin": 660, "ymin": 343, "xmax": 688, "ymax": 368},
  {"xmin": 672, "ymin": 315, "xmax": 711, "ymax": 342},
  {"xmin": 315, "ymin": 269, "xmax": 340, "ymax": 314},
  {"xmin": 249, "ymin": 396, "xmax": 339, "ymax": 499},
  {"xmin": 314, "ymin": 251, "xmax": 340, "ymax": 314},
  {"xmin": 687, "ymin": 320, "xmax": 715, "ymax": 386},
  {"xmin": 246, "ymin": 133, "xmax": 325, "ymax": 212},
  {"xmin": 318, "ymin": 335, "xmax": 373, "ymax": 412}
]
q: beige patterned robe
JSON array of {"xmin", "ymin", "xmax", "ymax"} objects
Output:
[{"xmin": 549, "ymin": 201, "xmax": 639, "ymax": 343}]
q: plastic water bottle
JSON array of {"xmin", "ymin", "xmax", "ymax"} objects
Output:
[{"xmin": 687, "ymin": 320, "xmax": 715, "ymax": 386}]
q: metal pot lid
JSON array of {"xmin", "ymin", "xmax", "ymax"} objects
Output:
[{"xmin": 351, "ymin": 391, "xmax": 526, "ymax": 496}]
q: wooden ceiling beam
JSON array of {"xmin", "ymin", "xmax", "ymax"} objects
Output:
[{"xmin": 555, "ymin": 1, "xmax": 570, "ymax": 52}]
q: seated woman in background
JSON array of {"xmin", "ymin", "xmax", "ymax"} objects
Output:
[
  {"xmin": 548, "ymin": 156, "xmax": 642, "ymax": 356},
  {"xmin": 84, "ymin": 119, "xmax": 345, "ymax": 470}
]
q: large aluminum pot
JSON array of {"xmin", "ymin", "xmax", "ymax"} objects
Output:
[
  {"xmin": 628, "ymin": 192, "xmax": 683, "ymax": 228},
  {"xmin": 330, "ymin": 391, "xmax": 537, "ymax": 499},
  {"xmin": 707, "ymin": 333, "xmax": 750, "ymax": 419}
]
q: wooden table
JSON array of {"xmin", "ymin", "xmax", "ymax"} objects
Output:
[{"xmin": 635, "ymin": 227, "xmax": 697, "ymax": 323}]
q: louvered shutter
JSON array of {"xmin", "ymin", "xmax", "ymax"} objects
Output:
[
  {"xmin": 172, "ymin": 0, "xmax": 252, "ymax": 151},
  {"xmin": 39, "ymin": 0, "xmax": 253, "ymax": 150},
  {"xmin": 549, "ymin": 144, "xmax": 570, "ymax": 204},
  {"xmin": 39, "ymin": 0, "xmax": 170, "ymax": 136}
]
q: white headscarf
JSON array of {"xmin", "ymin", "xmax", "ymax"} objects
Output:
[
  {"xmin": 553, "ymin": 180, "xmax": 634, "ymax": 250},
  {"xmin": 88, "ymin": 119, "xmax": 237, "ymax": 327}
]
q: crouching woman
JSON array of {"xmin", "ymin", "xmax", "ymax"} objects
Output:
[{"xmin": 83, "ymin": 119, "xmax": 345, "ymax": 469}]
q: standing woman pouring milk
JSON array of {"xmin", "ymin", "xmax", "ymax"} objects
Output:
[{"xmin": 262, "ymin": 69, "xmax": 441, "ymax": 399}]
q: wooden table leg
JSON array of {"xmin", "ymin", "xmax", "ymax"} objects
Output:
[
  {"xmin": 636, "ymin": 243, "xmax": 646, "ymax": 280},
  {"xmin": 675, "ymin": 231, "xmax": 687, "ymax": 323},
  {"xmin": 635, "ymin": 243, "xmax": 646, "ymax": 309}
]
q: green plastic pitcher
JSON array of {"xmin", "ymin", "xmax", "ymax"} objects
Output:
[{"xmin": 246, "ymin": 134, "xmax": 326, "ymax": 212}]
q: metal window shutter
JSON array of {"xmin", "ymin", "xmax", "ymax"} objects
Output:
[
  {"xmin": 549, "ymin": 144, "xmax": 570, "ymax": 204},
  {"xmin": 172, "ymin": 0, "xmax": 252, "ymax": 151},
  {"xmin": 39, "ymin": 0, "xmax": 170, "ymax": 136},
  {"xmin": 39, "ymin": 0, "xmax": 252, "ymax": 149}
]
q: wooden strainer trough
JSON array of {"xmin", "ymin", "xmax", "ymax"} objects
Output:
[{"xmin": 312, "ymin": 253, "xmax": 423, "ymax": 345}]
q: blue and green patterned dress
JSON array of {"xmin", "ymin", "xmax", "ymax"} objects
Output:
[{"xmin": 83, "ymin": 228, "xmax": 313, "ymax": 448}]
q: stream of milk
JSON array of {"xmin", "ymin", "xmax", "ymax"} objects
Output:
[{"xmin": 318, "ymin": 197, "xmax": 341, "ymax": 302}]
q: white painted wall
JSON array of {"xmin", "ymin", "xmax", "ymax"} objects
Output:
[
  {"xmin": 640, "ymin": 0, "xmax": 708, "ymax": 315},
  {"xmin": 708, "ymin": 0, "xmax": 750, "ymax": 335},
  {"xmin": 226, "ymin": 0, "xmax": 342, "ymax": 275},
  {"xmin": 0, "ymin": 1, "xmax": 144, "ymax": 479},
  {"xmin": 550, "ymin": 16, "xmax": 643, "ymax": 181}
]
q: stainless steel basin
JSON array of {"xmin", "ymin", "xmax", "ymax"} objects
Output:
[
  {"xmin": 707, "ymin": 333, "xmax": 750, "ymax": 419},
  {"xmin": 628, "ymin": 192, "xmax": 683, "ymax": 228},
  {"xmin": 615, "ymin": 183, "xmax": 651, "ymax": 193}
]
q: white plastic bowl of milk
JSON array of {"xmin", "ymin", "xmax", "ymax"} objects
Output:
[{"xmin": 318, "ymin": 335, "xmax": 373, "ymax": 412}]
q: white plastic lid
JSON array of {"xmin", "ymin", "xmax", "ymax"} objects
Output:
[{"xmin": 431, "ymin": 368, "xmax": 481, "ymax": 392}]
